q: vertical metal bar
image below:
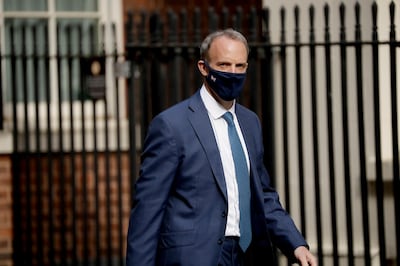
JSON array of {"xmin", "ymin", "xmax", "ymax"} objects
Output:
[
  {"xmin": 371, "ymin": 3, "xmax": 385, "ymax": 266},
  {"xmin": 65, "ymin": 23, "xmax": 78, "ymax": 265},
  {"xmin": 233, "ymin": 7, "xmax": 243, "ymax": 33},
  {"xmin": 259, "ymin": 12, "xmax": 278, "ymax": 264},
  {"xmin": 111, "ymin": 23, "xmax": 124, "ymax": 266},
  {"xmin": 247, "ymin": 7, "xmax": 259, "ymax": 112},
  {"xmin": 140, "ymin": 48, "xmax": 152, "ymax": 143},
  {"xmin": 294, "ymin": 6, "xmax": 306, "ymax": 236},
  {"xmin": 193, "ymin": 7, "xmax": 201, "ymax": 43},
  {"xmin": 138, "ymin": 11, "xmax": 147, "ymax": 44},
  {"xmin": 180, "ymin": 9, "xmax": 188, "ymax": 44},
  {"xmin": 354, "ymin": 4, "xmax": 371, "ymax": 265},
  {"xmin": 150, "ymin": 11, "xmax": 162, "ymax": 44},
  {"xmin": 93, "ymin": 97, "xmax": 100, "ymax": 265},
  {"xmin": 192, "ymin": 7, "xmax": 202, "ymax": 97},
  {"xmin": 125, "ymin": 11, "xmax": 133, "ymax": 44},
  {"xmin": 101, "ymin": 22, "xmax": 113, "ymax": 266},
  {"xmin": 56, "ymin": 21, "xmax": 67, "ymax": 266},
  {"xmin": 221, "ymin": 7, "xmax": 229, "ymax": 29},
  {"xmin": 99, "ymin": 21, "xmax": 111, "ymax": 265},
  {"xmin": 141, "ymin": 52, "xmax": 150, "ymax": 140},
  {"xmin": 128, "ymin": 50, "xmax": 137, "ymax": 210},
  {"xmin": 149, "ymin": 14, "xmax": 164, "ymax": 116},
  {"xmin": 168, "ymin": 9, "xmax": 181, "ymax": 105},
  {"xmin": 21, "ymin": 23, "xmax": 34, "ymax": 264},
  {"xmin": 192, "ymin": 8, "xmax": 202, "ymax": 91},
  {"xmin": 309, "ymin": 6, "xmax": 323, "ymax": 264},
  {"xmin": 248, "ymin": 7, "xmax": 257, "ymax": 43},
  {"xmin": 116, "ymin": 78, "xmax": 126, "ymax": 263},
  {"xmin": 152, "ymin": 11, "xmax": 164, "ymax": 112},
  {"xmin": 323, "ymin": 4, "xmax": 339, "ymax": 266},
  {"xmin": 88, "ymin": 23, "xmax": 101, "ymax": 265},
  {"xmin": 105, "ymin": 96, "xmax": 112, "ymax": 266},
  {"xmin": 180, "ymin": 9, "xmax": 192, "ymax": 100},
  {"xmin": 280, "ymin": 12, "xmax": 292, "ymax": 266},
  {"xmin": 389, "ymin": 3, "xmax": 400, "ymax": 266},
  {"xmin": 10, "ymin": 23, "xmax": 23, "ymax": 266},
  {"xmin": 44, "ymin": 23, "xmax": 55, "ymax": 266},
  {"xmin": 208, "ymin": 7, "xmax": 218, "ymax": 32},
  {"xmin": 32, "ymin": 23, "xmax": 44, "ymax": 266},
  {"xmin": 78, "ymin": 24, "xmax": 89, "ymax": 266},
  {"xmin": 260, "ymin": 8, "xmax": 276, "ymax": 187},
  {"xmin": 135, "ymin": 12, "xmax": 150, "ymax": 140},
  {"xmin": 0, "ymin": 27, "xmax": 3, "ymax": 130},
  {"xmin": 167, "ymin": 9, "xmax": 178, "ymax": 44},
  {"xmin": 151, "ymin": 49, "xmax": 164, "ymax": 112},
  {"xmin": 279, "ymin": 7, "xmax": 291, "ymax": 219},
  {"xmin": 170, "ymin": 50, "xmax": 182, "ymax": 106},
  {"xmin": 339, "ymin": 4, "xmax": 354, "ymax": 265}
]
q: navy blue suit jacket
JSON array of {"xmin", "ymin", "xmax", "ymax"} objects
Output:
[{"xmin": 126, "ymin": 90, "xmax": 308, "ymax": 266}]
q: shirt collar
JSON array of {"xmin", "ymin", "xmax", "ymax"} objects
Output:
[{"xmin": 200, "ymin": 85, "xmax": 236, "ymax": 120}]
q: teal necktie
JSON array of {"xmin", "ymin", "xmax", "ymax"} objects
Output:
[{"xmin": 222, "ymin": 112, "xmax": 252, "ymax": 252}]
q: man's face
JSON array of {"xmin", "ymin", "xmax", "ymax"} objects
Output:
[{"xmin": 198, "ymin": 36, "xmax": 248, "ymax": 75}]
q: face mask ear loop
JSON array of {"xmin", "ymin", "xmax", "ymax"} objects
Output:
[
  {"xmin": 203, "ymin": 60, "xmax": 210, "ymax": 69},
  {"xmin": 202, "ymin": 60, "xmax": 211, "ymax": 77}
]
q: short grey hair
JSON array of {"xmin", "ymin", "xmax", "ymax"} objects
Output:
[{"xmin": 199, "ymin": 28, "xmax": 249, "ymax": 60}]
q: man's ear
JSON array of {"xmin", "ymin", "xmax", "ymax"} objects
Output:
[{"xmin": 197, "ymin": 60, "xmax": 208, "ymax": 76}]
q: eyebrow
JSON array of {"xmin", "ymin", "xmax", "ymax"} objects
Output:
[{"xmin": 216, "ymin": 61, "xmax": 248, "ymax": 66}]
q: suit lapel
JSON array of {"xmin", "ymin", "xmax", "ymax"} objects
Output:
[{"xmin": 187, "ymin": 92, "xmax": 228, "ymax": 200}]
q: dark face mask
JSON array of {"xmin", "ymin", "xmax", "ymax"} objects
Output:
[{"xmin": 204, "ymin": 61, "xmax": 247, "ymax": 101}]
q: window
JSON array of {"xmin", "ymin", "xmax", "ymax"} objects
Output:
[{"xmin": 1, "ymin": 0, "xmax": 124, "ymax": 120}]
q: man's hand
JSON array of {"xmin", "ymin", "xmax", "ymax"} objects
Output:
[{"xmin": 294, "ymin": 246, "xmax": 317, "ymax": 266}]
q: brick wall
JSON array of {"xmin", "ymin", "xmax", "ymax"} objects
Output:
[
  {"xmin": 10, "ymin": 152, "xmax": 133, "ymax": 265},
  {"xmin": 0, "ymin": 155, "xmax": 12, "ymax": 266}
]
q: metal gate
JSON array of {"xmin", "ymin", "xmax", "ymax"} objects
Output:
[
  {"xmin": 5, "ymin": 22, "xmax": 133, "ymax": 265},
  {"xmin": 124, "ymin": 2, "xmax": 400, "ymax": 266},
  {"xmin": 2, "ymin": 1, "xmax": 399, "ymax": 265}
]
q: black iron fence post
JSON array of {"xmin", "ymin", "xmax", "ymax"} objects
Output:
[
  {"xmin": 2, "ymin": 2, "xmax": 399, "ymax": 265},
  {"xmin": 389, "ymin": 3, "xmax": 400, "ymax": 266}
]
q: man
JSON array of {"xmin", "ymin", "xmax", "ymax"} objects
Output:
[{"xmin": 126, "ymin": 29, "xmax": 317, "ymax": 266}]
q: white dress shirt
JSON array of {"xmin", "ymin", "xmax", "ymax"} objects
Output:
[{"xmin": 200, "ymin": 85, "xmax": 250, "ymax": 237}]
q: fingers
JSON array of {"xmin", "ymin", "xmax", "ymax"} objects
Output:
[
  {"xmin": 294, "ymin": 246, "xmax": 317, "ymax": 266},
  {"xmin": 299, "ymin": 255, "xmax": 317, "ymax": 266}
]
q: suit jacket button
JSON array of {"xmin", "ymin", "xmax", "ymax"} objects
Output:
[
  {"xmin": 218, "ymin": 238, "xmax": 223, "ymax": 245},
  {"xmin": 222, "ymin": 211, "xmax": 227, "ymax": 218}
]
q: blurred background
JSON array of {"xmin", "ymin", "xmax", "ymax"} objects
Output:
[{"xmin": 0, "ymin": 0, "xmax": 399, "ymax": 265}]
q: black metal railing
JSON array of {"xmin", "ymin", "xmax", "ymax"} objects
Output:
[
  {"xmin": 4, "ymin": 21, "xmax": 131, "ymax": 266},
  {"xmin": 125, "ymin": 2, "xmax": 399, "ymax": 266},
  {"xmin": 1, "ymin": 1, "xmax": 399, "ymax": 265}
]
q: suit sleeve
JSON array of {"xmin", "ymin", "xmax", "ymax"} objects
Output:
[
  {"xmin": 253, "ymin": 115, "xmax": 309, "ymax": 262},
  {"xmin": 126, "ymin": 114, "xmax": 179, "ymax": 266}
]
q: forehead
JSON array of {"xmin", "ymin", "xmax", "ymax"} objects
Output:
[{"xmin": 208, "ymin": 36, "xmax": 248, "ymax": 62}]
